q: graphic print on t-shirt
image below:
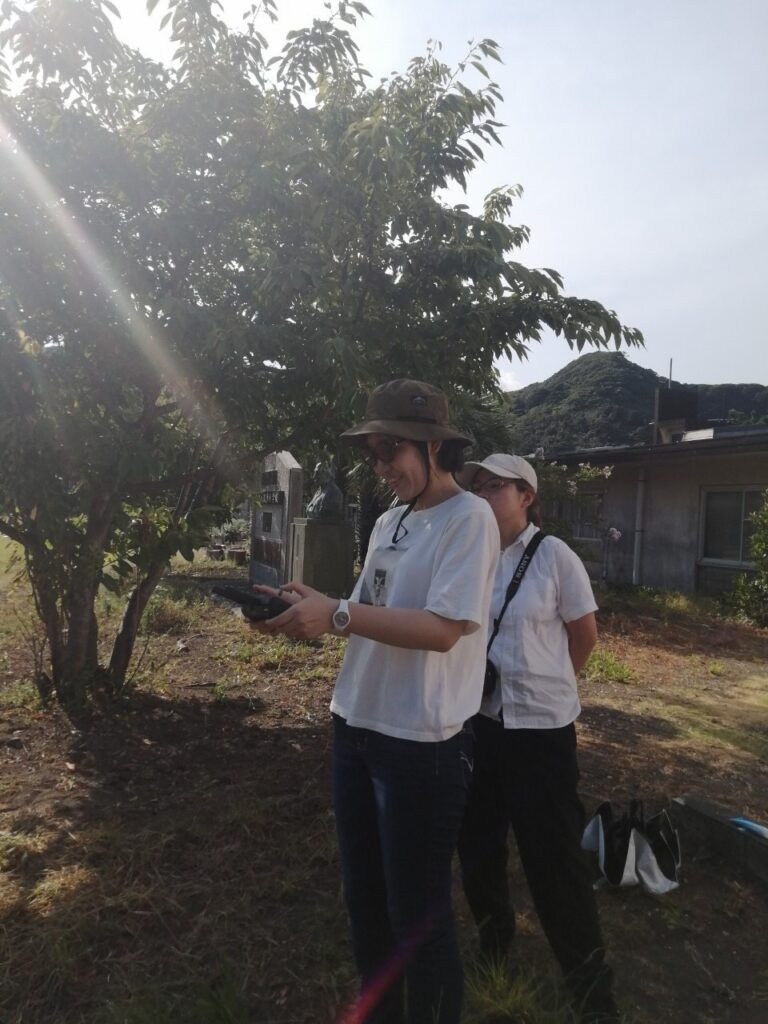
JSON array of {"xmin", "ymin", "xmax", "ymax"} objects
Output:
[
  {"xmin": 372, "ymin": 569, "xmax": 388, "ymax": 604},
  {"xmin": 358, "ymin": 543, "xmax": 409, "ymax": 607}
]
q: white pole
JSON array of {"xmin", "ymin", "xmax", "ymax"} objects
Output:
[{"xmin": 632, "ymin": 468, "xmax": 646, "ymax": 586}]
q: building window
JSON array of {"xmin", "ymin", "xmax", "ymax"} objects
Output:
[
  {"xmin": 701, "ymin": 488, "xmax": 763, "ymax": 564},
  {"xmin": 262, "ymin": 511, "xmax": 273, "ymax": 533},
  {"xmin": 553, "ymin": 492, "xmax": 605, "ymax": 541}
]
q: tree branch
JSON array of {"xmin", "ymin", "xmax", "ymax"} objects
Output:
[{"xmin": 0, "ymin": 519, "xmax": 26, "ymax": 545}]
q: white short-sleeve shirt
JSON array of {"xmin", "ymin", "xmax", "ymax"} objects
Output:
[
  {"xmin": 331, "ymin": 491, "xmax": 499, "ymax": 741},
  {"xmin": 481, "ymin": 523, "xmax": 597, "ymax": 729}
]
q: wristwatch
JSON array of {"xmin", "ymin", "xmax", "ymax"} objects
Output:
[{"xmin": 332, "ymin": 598, "xmax": 351, "ymax": 633}]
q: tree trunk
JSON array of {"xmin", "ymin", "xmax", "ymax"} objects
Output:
[
  {"xmin": 56, "ymin": 490, "xmax": 120, "ymax": 702},
  {"xmin": 31, "ymin": 572, "xmax": 65, "ymax": 692},
  {"xmin": 108, "ymin": 559, "xmax": 167, "ymax": 691},
  {"xmin": 23, "ymin": 536, "xmax": 69, "ymax": 698},
  {"xmin": 108, "ymin": 454, "xmax": 226, "ymax": 690}
]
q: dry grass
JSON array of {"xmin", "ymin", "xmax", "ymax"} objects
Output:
[
  {"xmin": 0, "ymin": 581, "xmax": 351, "ymax": 1023},
  {"xmin": 1, "ymin": 580, "xmax": 767, "ymax": 1023}
]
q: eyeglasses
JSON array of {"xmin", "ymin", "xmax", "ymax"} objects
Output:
[
  {"xmin": 471, "ymin": 477, "xmax": 513, "ymax": 496},
  {"xmin": 363, "ymin": 437, "xmax": 407, "ymax": 469}
]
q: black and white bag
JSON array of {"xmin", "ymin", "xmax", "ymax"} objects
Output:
[{"xmin": 582, "ymin": 799, "xmax": 682, "ymax": 895}]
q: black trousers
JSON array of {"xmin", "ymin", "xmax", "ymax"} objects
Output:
[{"xmin": 457, "ymin": 714, "xmax": 616, "ymax": 1018}]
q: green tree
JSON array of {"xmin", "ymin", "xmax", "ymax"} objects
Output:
[
  {"xmin": 726, "ymin": 408, "xmax": 768, "ymax": 428},
  {"xmin": 0, "ymin": 0, "xmax": 642, "ymax": 705},
  {"xmin": 728, "ymin": 490, "xmax": 768, "ymax": 625}
]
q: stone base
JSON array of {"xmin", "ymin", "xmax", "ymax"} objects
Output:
[{"xmin": 290, "ymin": 518, "xmax": 355, "ymax": 598}]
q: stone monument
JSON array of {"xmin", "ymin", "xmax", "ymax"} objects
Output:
[
  {"xmin": 290, "ymin": 459, "xmax": 355, "ymax": 598},
  {"xmin": 249, "ymin": 451, "xmax": 303, "ymax": 587},
  {"xmin": 306, "ymin": 459, "xmax": 344, "ymax": 520}
]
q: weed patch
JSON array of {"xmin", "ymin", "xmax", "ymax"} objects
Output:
[
  {"xmin": 584, "ymin": 648, "xmax": 635, "ymax": 684},
  {"xmin": 169, "ymin": 549, "xmax": 248, "ymax": 580},
  {"xmin": 142, "ymin": 592, "xmax": 205, "ymax": 635},
  {"xmin": 595, "ymin": 583, "xmax": 721, "ymax": 623},
  {"xmin": 464, "ymin": 961, "xmax": 570, "ymax": 1024},
  {"xmin": 0, "ymin": 828, "xmax": 48, "ymax": 870},
  {"xmin": 0, "ymin": 678, "xmax": 43, "ymax": 710}
]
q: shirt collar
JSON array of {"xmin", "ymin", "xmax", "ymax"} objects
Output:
[{"xmin": 502, "ymin": 521, "xmax": 539, "ymax": 555}]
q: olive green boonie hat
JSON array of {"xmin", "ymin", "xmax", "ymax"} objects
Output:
[{"xmin": 340, "ymin": 379, "xmax": 473, "ymax": 444}]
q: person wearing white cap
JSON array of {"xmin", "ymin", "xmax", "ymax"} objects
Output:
[{"xmin": 455, "ymin": 454, "xmax": 619, "ymax": 1024}]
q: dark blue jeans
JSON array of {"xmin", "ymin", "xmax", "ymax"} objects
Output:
[{"xmin": 332, "ymin": 714, "xmax": 472, "ymax": 1024}]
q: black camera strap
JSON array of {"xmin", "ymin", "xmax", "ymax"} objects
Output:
[{"xmin": 486, "ymin": 530, "xmax": 546, "ymax": 657}]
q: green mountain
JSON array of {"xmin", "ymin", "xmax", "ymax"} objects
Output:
[{"xmin": 503, "ymin": 351, "xmax": 768, "ymax": 455}]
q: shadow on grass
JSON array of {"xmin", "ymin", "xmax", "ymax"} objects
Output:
[
  {"xmin": 578, "ymin": 695, "xmax": 768, "ymax": 800},
  {"xmin": 3, "ymin": 688, "xmax": 768, "ymax": 1024},
  {"xmin": 1, "ymin": 691, "xmax": 352, "ymax": 1024}
]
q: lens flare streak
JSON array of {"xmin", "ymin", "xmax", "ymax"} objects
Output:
[{"xmin": 0, "ymin": 113, "xmax": 222, "ymax": 443}]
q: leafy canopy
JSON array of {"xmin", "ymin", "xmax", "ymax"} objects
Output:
[{"xmin": 0, "ymin": 0, "xmax": 642, "ymax": 700}]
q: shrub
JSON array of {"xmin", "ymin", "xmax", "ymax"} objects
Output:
[
  {"xmin": 726, "ymin": 572, "xmax": 768, "ymax": 626},
  {"xmin": 221, "ymin": 519, "xmax": 249, "ymax": 545},
  {"xmin": 723, "ymin": 490, "xmax": 768, "ymax": 626},
  {"xmin": 210, "ymin": 518, "xmax": 250, "ymax": 546}
]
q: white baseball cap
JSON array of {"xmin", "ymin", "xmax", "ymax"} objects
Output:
[{"xmin": 456, "ymin": 453, "xmax": 538, "ymax": 492}]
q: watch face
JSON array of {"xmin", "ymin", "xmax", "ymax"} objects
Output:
[{"xmin": 333, "ymin": 609, "xmax": 351, "ymax": 630}]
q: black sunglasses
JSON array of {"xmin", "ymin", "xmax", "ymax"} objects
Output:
[{"xmin": 362, "ymin": 437, "xmax": 407, "ymax": 470}]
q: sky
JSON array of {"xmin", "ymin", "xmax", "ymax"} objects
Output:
[{"xmin": 113, "ymin": 0, "xmax": 768, "ymax": 392}]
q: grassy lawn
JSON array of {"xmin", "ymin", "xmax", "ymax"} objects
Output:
[{"xmin": 1, "ymin": 572, "xmax": 767, "ymax": 1023}]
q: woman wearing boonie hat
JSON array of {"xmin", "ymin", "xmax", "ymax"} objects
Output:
[
  {"xmin": 454, "ymin": 454, "xmax": 619, "ymax": 1024},
  {"xmin": 253, "ymin": 380, "xmax": 499, "ymax": 1024}
]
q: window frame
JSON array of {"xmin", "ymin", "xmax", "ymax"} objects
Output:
[
  {"xmin": 698, "ymin": 486, "xmax": 763, "ymax": 568},
  {"xmin": 552, "ymin": 490, "xmax": 606, "ymax": 542}
]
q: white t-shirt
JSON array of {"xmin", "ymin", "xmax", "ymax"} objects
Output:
[
  {"xmin": 481, "ymin": 523, "xmax": 597, "ymax": 729},
  {"xmin": 331, "ymin": 491, "xmax": 499, "ymax": 741}
]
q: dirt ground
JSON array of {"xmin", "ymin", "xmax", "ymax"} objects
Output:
[
  {"xmin": 1, "ymin": 576, "xmax": 767, "ymax": 1023},
  {"xmin": 568, "ymin": 607, "xmax": 768, "ymax": 1024}
]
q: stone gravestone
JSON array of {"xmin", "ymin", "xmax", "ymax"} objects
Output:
[
  {"xmin": 249, "ymin": 452, "xmax": 303, "ymax": 587},
  {"xmin": 290, "ymin": 459, "xmax": 355, "ymax": 598}
]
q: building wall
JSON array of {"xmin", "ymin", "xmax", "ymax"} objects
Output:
[{"xmin": 577, "ymin": 451, "xmax": 767, "ymax": 594}]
